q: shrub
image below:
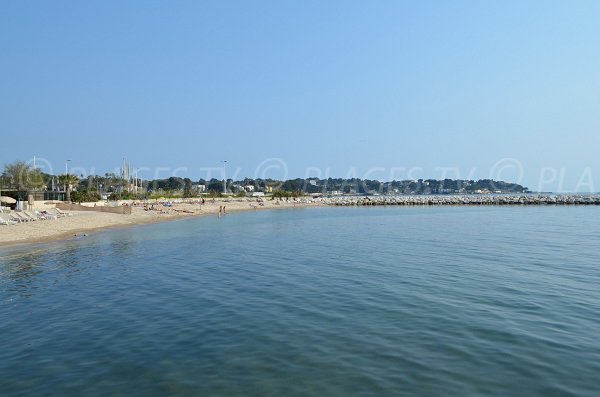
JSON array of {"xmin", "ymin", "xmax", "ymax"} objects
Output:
[
  {"xmin": 271, "ymin": 189, "xmax": 304, "ymax": 199},
  {"xmin": 71, "ymin": 191, "xmax": 102, "ymax": 203}
]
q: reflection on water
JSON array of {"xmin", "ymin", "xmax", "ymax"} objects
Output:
[
  {"xmin": 1, "ymin": 207, "xmax": 600, "ymax": 397},
  {"xmin": 1, "ymin": 249, "xmax": 59, "ymax": 296},
  {"xmin": 0, "ymin": 236, "xmax": 140, "ymax": 298}
]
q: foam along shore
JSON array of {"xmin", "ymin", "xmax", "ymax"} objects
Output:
[
  {"xmin": 0, "ymin": 198, "xmax": 321, "ymax": 247},
  {"xmin": 322, "ymin": 194, "xmax": 600, "ymax": 206}
]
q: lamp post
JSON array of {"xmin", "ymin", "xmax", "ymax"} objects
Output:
[
  {"xmin": 222, "ymin": 160, "xmax": 228, "ymax": 194},
  {"xmin": 65, "ymin": 159, "xmax": 71, "ymax": 201},
  {"xmin": 32, "ymin": 155, "xmax": 36, "ymax": 207}
]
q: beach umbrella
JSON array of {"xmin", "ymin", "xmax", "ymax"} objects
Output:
[{"xmin": 0, "ymin": 196, "xmax": 16, "ymax": 204}]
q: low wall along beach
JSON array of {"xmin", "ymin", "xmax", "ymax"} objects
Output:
[{"xmin": 56, "ymin": 203, "xmax": 132, "ymax": 215}]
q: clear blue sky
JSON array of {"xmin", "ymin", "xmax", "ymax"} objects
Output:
[{"xmin": 1, "ymin": 1, "xmax": 599, "ymax": 191}]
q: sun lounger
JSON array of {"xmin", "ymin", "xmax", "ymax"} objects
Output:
[
  {"xmin": 25, "ymin": 210, "xmax": 42, "ymax": 220},
  {"xmin": 55, "ymin": 208, "xmax": 72, "ymax": 216},
  {"xmin": 7, "ymin": 213, "xmax": 25, "ymax": 223},
  {"xmin": 23, "ymin": 212, "xmax": 36, "ymax": 221},
  {"xmin": 37, "ymin": 210, "xmax": 58, "ymax": 220},
  {"xmin": 22, "ymin": 211, "xmax": 40, "ymax": 221},
  {"xmin": 15, "ymin": 212, "xmax": 32, "ymax": 222},
  {"xmin": 43, "ymin": 209, "xmax": 65, "ymax": 218},
  {"xmin": 0, "ymin": 214, "xmax": 17, "ymax": 225},
  {"xmin": 55, "ymin": 209, "xmax": 68, "ymax": 217}
]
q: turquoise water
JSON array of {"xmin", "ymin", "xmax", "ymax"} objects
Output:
[{"xmin": 1, "ymin": 207, "xmax": 600, "ymax": 397}]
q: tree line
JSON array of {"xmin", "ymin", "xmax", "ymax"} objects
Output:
[{"xmin": 2, "ymin": 160, "xmax": 529, "ymax": 203}]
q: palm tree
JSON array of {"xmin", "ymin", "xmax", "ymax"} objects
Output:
[{"xmin": 58, "ymin": 174, "xmax": 79, "ymax": 203}]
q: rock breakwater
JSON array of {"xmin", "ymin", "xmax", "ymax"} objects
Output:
[{"xmin": 323, "ymin": 195, "xmax": 600, "ymax": 206}]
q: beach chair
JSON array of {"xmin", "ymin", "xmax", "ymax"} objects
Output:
[
  {"xmin": 7, "ymin": 213, "xmax": 25, "ymax": 223},
  {"xmin": 23, "ymin": 212, "xmax": 37, "ymax": 221},
  {"xmin": 0, "ymin": 214, "xmax": 17, "ymax": 225},
  {"xmin": 45, "ymin": 209, "xmax": 65, "ymax": 218},
  {"xmin": 37, "ymin": 210, "xmax": 58, "ymax": 220},
  {"xmin": 55, "ymin": 208, "xmax": 72, "ymax": 217},
  {"xmin": 22, "ymin": 211, "xmax": 40, "ymax": 221},
  {"xmin": 15, "ymin": 212, "xmax": 32, "ymax": 222}
]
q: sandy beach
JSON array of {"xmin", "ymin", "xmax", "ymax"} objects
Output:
[
  {"xmin": 4, "ymin": 193, "xmax": 599, "ymax": 248},
  {"xmin": 0, "ymin": 199, "xmax": 322, "ymax": 247}
]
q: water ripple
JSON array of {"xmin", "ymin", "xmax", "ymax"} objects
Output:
[{"xmin": 1, "ymin": 207, "xmax": 600, "ymax": 396}]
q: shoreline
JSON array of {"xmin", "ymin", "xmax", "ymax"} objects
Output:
[
  {"xmin": 2, "ymin": 194, "xmax": 599, "ymax": 249},
  {"xmin": 0, "ymin": 199, "xmax": 322, "ymax": 249}
]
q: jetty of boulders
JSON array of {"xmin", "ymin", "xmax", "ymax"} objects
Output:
[{"xmin": 322, "ymin": 195, "xmax": 600, "ymax": 206}]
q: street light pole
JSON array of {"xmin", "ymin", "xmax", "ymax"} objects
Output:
[
  {"xmin": 32, "ymin": 155, "xmax": 36, "ymax": 198},
  {"xmin": 222, "ymin": 160, "xmax": 228, "ymax": 194},
  {"xmin": 65, "ymin": 159, "xmax": 71, "ymax": 200}
]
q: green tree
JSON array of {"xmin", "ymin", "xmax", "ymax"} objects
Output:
[
  {"xmin": 2, "ymin": 161, "xmax": 46, "ymax": 200},
  {"xmin": 183, "ymin": 178, "xmax": 193, "ymax": 198},
  {"xmin": 207, "ymin": 178, "xmax": 223, "ymax": 192},
  {"xmin": 71, "ymin": 191, "xmax": 101, "ymax": 203},
  {"xmin": 58, "ymin": 174, "xmax": 80, "ymax": 202}
]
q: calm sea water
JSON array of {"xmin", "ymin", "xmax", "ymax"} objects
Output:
[{"xmin": 1, "ymin": 207, "xmax": 600, "ymax": 397}]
